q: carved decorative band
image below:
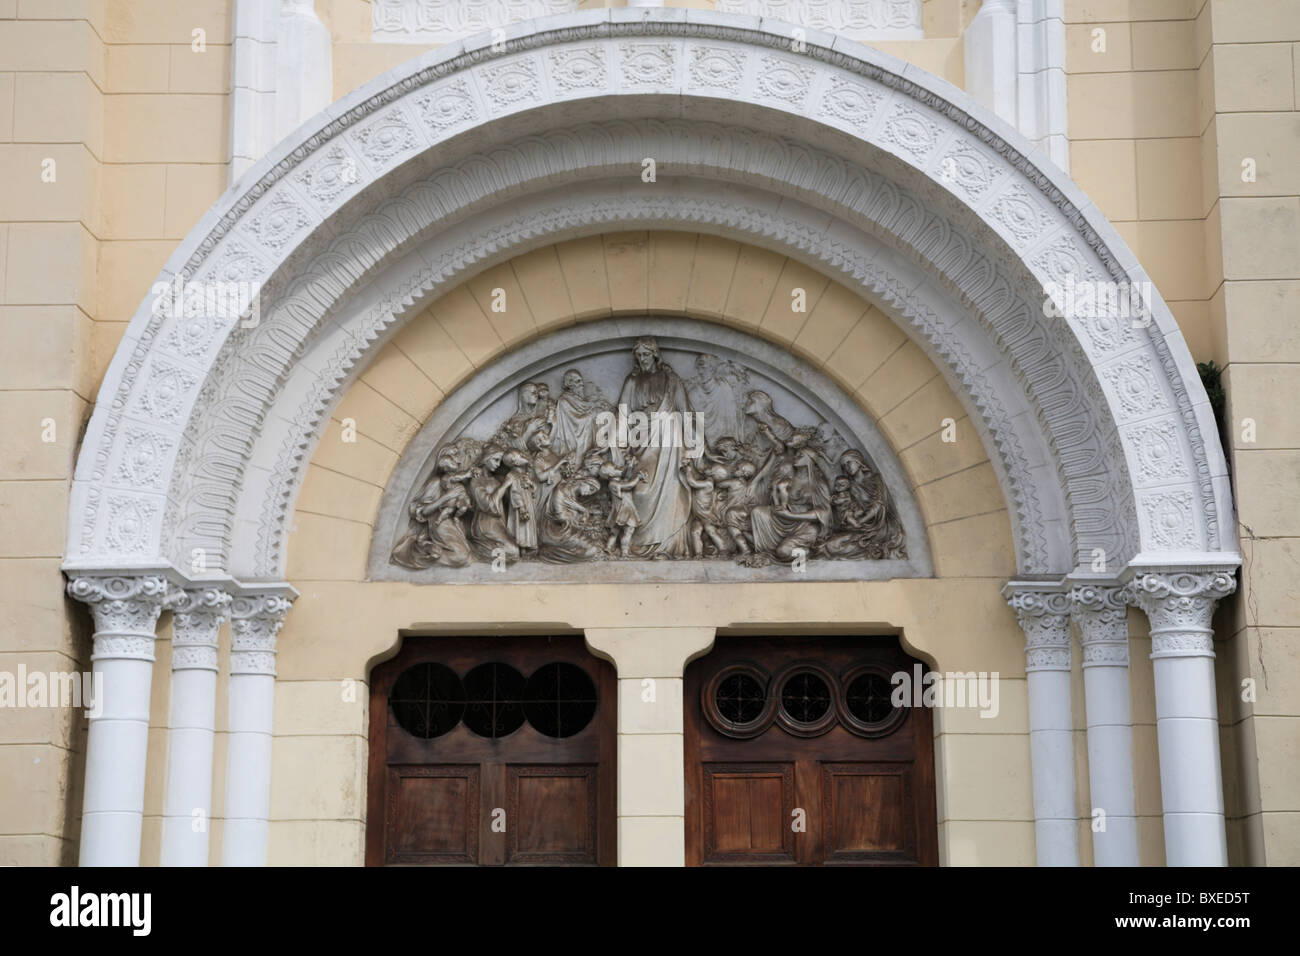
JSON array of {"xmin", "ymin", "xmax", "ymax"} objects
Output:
[
  {"xmin": 228, "ymin": 593, "xmax": 293, "ymax": 677},
  {"xmin": 1127, "ymin": 571, "xmax": 1235, "ymax": 660},
  {"xmin": 68, "ymin": 575, "xmax": 168, "ymax": 654},
  {"xmin": 1007, "ymin": 589, "xmax": 1072, "ymax": 672},
  {"xmin": 1071, "ymin": 585, "xmax": 1130, "ymax": 667}
]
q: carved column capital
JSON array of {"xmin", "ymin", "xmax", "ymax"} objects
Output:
[
  {"xmin": 1004, "ymin": 584, "xmax": 1072, "ymax": 672},
  {"xmin": 66, "ymin": 574, "xmax": 170, "ymax": 662},
  {"xmin": 167, "ymin": 587, "xmax": 232, "ymax": 673},
  {"xmin": 229, "ymin": 591, "xmax": 294, "ymax": 677},
  {"xmin": 1125, "ymin": 570, "xmax": 1236, "ymax": 659},
  {"xmin": 1070, "ymin": 584, "xmax": 1130, "ymax": 667}
]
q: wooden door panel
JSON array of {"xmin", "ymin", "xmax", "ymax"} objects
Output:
[
  {"xmin": 821, "ymin": 764, "xmax": 913, "ymax": 863},
  {"xmin": 507, "ymin": 765, "xmax": 597, "ymax": 863},
  {"xmin": 702, "ymin": 763, "xmax": 795, "ymax": 864},
  {"xmin": 385, "ymin": 765, "xmax": 480, "ymax": 865}
]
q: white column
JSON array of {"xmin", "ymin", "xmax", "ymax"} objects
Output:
[
  {"xmin": 159, "ymin": 586, "xmax": 231, "ymax": 866},
  {"xmin": 1005, "ymin": 583, "xmax": 1080, "ymax": 866},
  {"xmin": 583, "ymin": 627, "xmax": 715, "ymax": 867},
  {"xmin": 964, "ymin": 0, "xmax": 1019, "ymax": 127},
  {"xmin": 1071, "ymin": 584, "xmax": 1139, "ymax": 866},
  {"xmin": 229, "ymin": 0, "xmax": 279, "ymax": 185},
  {"xmin": 1127, "ymin": 569, "xmax": 1236, "ymax": 867},
  {"xmin": 221, "ymin": 588, "xmax": 294, "ymax": 866},
  {"xmin": 276, "ymin": 1, "xmax": 333, "ymax": 141},
  {"xmin": 66, "ymin": 574, "xmax": 169, "ymax": 866}
]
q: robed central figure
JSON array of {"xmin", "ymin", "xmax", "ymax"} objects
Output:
[{"xmin": 614, "ymin": 336, "xmax": 697, "ymax": 557}]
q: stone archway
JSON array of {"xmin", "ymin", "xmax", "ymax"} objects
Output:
[{"xmin": 64, "ymin": 8, "xmax": 1239, "ymax": 868}]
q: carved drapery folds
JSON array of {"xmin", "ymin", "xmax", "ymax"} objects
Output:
[
  {"xmin": 1006, "ymin": 587, "xmax": 1073, "ymax": 671},
  {"xmin": 67, "ymin": 574, "xmax": 170, "ymax": 661},
  {"xmin": 1127, "ymin": 571, "xmax": 1236, "ymax": 659},
  {"xmin": 1071, "ymin": 584, "xmax": 1130, "ymax": 667},
  {"xmin": 389, "ymin": 335, "xmax": 907, "ymax": 571}
]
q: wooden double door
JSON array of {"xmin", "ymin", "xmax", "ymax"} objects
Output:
[
  {"xmin": 685, "ymin": 636, "xmax": 938, "ymax": 866},
  {"xmin": 367, "ymin": 635, "xmax": 615, "ymax": 866}
]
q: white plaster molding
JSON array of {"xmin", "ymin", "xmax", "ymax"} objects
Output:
[{"xmin": 66, "ymin": 9, "xmax": 1237, "ymax": 592}]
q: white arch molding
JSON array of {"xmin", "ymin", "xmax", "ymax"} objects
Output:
[{"xmin": 64, "ymin": 8, "xmax": 1240, "ymax": 867}]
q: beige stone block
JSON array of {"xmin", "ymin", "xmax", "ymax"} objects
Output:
[
  {"xmin": 603, "ymin": 232, "xmax": 649, "ymax": 314},
  {"xmin": 916, "ymin": 461, "xmax": 1006, "ymax": 526},
  {"xmin": 1220, "ymin": 280, "xmax": 1300, "ymax": 364},
  {"xmin": 1, "ymin": 19, "xmax": 103, "ymax": 81},
  {"xmin": 296, "ymin": 463, "xmax": 383, "ymax": 526},
  {"xmin": 285, "ymin": 512, "xmax": 372, "ymax": 580},
  {"xmin": 873, "ymin": 38, "xmax": 963, "ymax": 86},
  {"xmin": 11, "ymin": 71, "xmax": 101, "ymax": 157},
  {"xmin": 1255, "ymin": 716, "xmax": 1300, "ymax": 811},
  {"xmin": 1203, "ymin": 198, "xmax": 1225, "ymax": 295},
  {"xmin": 0, "ymin": 390, "xmax": 83, "ymax": 480},
  {"xmin": 684, "ymin": 234, "xmax": 740, "ymax": 320},
  {"xmin": 1065, "ymin": 1, "xmax": 1200, "ymax": 23},
  {"xmin": 319, "ymin": 0, "xmax": 373, "ymax": 43},
  {"xmin": 509, "ymin": 246, "xmax": 575, "ymax": 331},
  {"xmin": 922, "ymin": 0, "xmax": 961, "ymax": 37},
  {"xmin": 1224, "ymin": 363, "xmax": 1300, "ymax": 449},
  {"xmin": 646, "ymin": 231, "xmax": 695, "ymax": 314},
  {"xmin": 617, "ymin": 733, "xmax": 683, "ymax": 817},
  {"xmin": 932, "ymin": 675, "xmax": 1027, "ymax": 734},
  {"xmin": 823, "ymin": 307, "xmax": 909, "ymax": 392},
  {"xmin": 1066, "ymin": 21, "xmax": 1132, "ymax": 73},
  {"xmin": 0, "ymin": 73, "xmax": 13, "ymax": 142},
  {"xmin": 617, "ymin": 677, "xmax": 683, "ymax": 734},
  {"xmin": 359, "ymin": 342, "xmax": 442, "ymax": 424},
  {"xmin": 1231, "ymin": 712, "xmax": 1262, "ymax": 816},
  {"xmin": 1199, "ymin": 113, "xmax": 1219, "ymax": 215},
  {"xmin": 0, "ymin": 306, "xmax": 92, "ymax": 395},
  {"xmin": 392, "ymin": 309, "xmax": 475, "ymax": 393},
  {"xmin": 758, "ymin": 258, "xmax": 829, "ymax": 345},
  {"xmin": 585, "ymin": 627, "xmax": 715, "ymax": 678},
  {"xmin": 1, "ymin": 144, "xmax": 98, "ymax": 226},
  {"xmin": 1212, "ymin": 42, "xmax": 1296, "ymax": 113},
  {"xmin": 332, "ymin": 42, "xmax": 433, "ymax": 99},
  {"xmin": 103, "ymin": 93, "xmax": 227, "ymax": 164},
  {"xmin": 0, "ymin": 744, "xmax": 72, "ymax": 834},
  {"xmin": 269, "ymin": 734, "xmax": 366, "ymax": 821},
  {"xmin": 4, "ymin": 223, "xmax": 95, "ymax": 312},
  {"xmin": 0, "ymin": 557, "xmax": 79, "ymax": 655},
  {"xmin": 856, "ymin": 340, "xmax": 938, "ymax": 418},
  {"xmin": 1167, "ymin": 299, "xmax": 1212, "ymax": 363},
  {"xmin": 1234, "ymin": 450, "xmax": 1300, "ymax": 538},
  {"xmin": 90, "ymin": 320, "xmax": 128, "ymax": 389},
  {"xmin": 308, "ymin": 418, "xmax": 398, "ymax": 487},
  {"xmin": 1216, "ymin": 112, "xmax": 1300, "ymax": 200},
  {"xmin": 617, "ymin": 815, "xmax": 684, "ymax": 866},
  {"xmin": 942, "ymin": 820, "xmax": 1035, "ymax": 865},
  {"xmin": 269, "ymin": 819, "xmax": 365, "ymax": 866},
  {"xmin": 1069, "ymin": 138, "xmax": 1138, "ymax": 222},
  {"xmin": 928, "ymin": 510, "xmax": 1016, "ymax": 578},
  {"xmin": 880, "ymin": 374, "xmax": 965, "ymax": 451},
  {"xmin": 95, "ymin": 239, "xmax": 174, "ymax": 322},
  {"xmin": 275, "ymin": 679, "xmax": 369, "ymax": 738},
  {"xmin": 555, "ymin": 235, "xmax": 611, "ymax": 320},
  {"xmin": 898, "ymin": 415, "xmax": 988, "ymax": 486},
  {"xmin": 103, "ymin": 0, "xmax": 229, "ymax": 45},
  {"xmin": 430, "ymin": 286, "xmax": 501, "ymax": 367},
  {"xmin": 0, "ymin": 480, "xmax": 67, "ymax": 557},
  {"xmin": 1137, "ymin": 814, "xmax": 1166, "ymax": 865},
  {"xmin": 106, "ymin": 43, "xmax": 169, "ymax": 93},
  {"xmin": 168, "ymin": 42, "xmax": 228, "ymax": 94},
  {"xmin": 1131, "ymin": 19, "xmax": 1196, "ymax": 71},
  {"xmin": 100, "ymin": 162, "xmax": 166, "ymax": 239},
  {"xmin": 0, "ymin": 834, "xmax": 70, "ymax": 866},
  {"xmin": 1067, "ymin": 70, "xmax": 1199, "ymax": 140},
  {"xmin": 0, "ymin": 651, "xmax": 84, "ymax": 745},
  {"xmin": 163, "ymin": 163, "xmax": 227, "ymax": 239},
  {"xmin": 1135, "ymin": 136, "xmax": 1202, "ymax": 220},
  {"xmin": 1219, "ymin": 197, "xmax": 1300, "ymax": 281},
  {"xmin": 722, "ymin": 245, "xmax": 784, "ymax": 330},
  {"xmin": 1130, "ymin": 721, "xmax": 1163, "ymax": 816},
  {"xmin": 936, "ymin": 733, "xmax": 1033, "ymax": 822},
  {"xmin": 465, "ymin": 263, "xmax": 536, "ymax": 349},
  {"xmin": 1208, "ymin": 0, "xmax": 1300, "ymax": 44},
  {"xmin": 1261, "ymin": 811, "xmax": 1300, "ymax": 865},
  {"xmin": 1111, "ymin": 218, "xmax": 1208, "ymax": 301},
  {"xmin": 792, "ymin": 281, "xmax": 867, "ymax": 364}
]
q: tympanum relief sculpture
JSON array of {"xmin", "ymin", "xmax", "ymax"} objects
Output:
[{"xmin": 391, "ymin": 336, "xmax": 906, "ymax": 569}]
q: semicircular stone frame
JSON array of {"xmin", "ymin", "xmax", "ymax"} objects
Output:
[
  {"xmin": 368, "ymin": 318, "xmax": 934, "ymax": 583},
  {"xmin": 63, "ymin": 8, "xmax": 1238, "ymax": 589}
]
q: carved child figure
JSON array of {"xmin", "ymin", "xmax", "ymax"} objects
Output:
[
  {"xmin": 501, "ymin": 448, "xmax": 539, "ymax": 553},
  {"xmin": 599, "ymin": 457, "xmax": 647, "ymax": 557},
  {"xmin": 717, "ymin": 460, "xmax": 759, "ymax": 555},
  {"xmin": 679, "ymin": 460, "xmax": 731, "ymax": 556},
  {"xmin": 831, "ymin": 475, "xmax": 868, "ymax": 530}
]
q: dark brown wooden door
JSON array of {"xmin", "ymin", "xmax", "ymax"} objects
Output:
[
  {"xmin": 685, "ymin": 636, "xmax": 938, "ymax": 866},
  {"xmin": 367, "ymin": 635, "xmax": 616, "ymax": 866}
]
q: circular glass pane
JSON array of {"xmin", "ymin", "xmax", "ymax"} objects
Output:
[
  {"xmin": 780, "ymin": 671, "xmax": 832, "ymax": 724},
  {"xmin": 389, "ymin": 663, "xmax": 464, "ymax": 739},
  {"xmin": 524, "ymin": 662, "xmax": 597, "ymax": 738},
  {"xmin": 845, "ymin": 672, "xmax": 895, "ymax": 725},
  {"xmin": 462, "ymin": 662, "xmax": 527, "ymax": 738},
  {"xmin": 715, "ymin": 672, "xmax": 766, "ymax": 726}
]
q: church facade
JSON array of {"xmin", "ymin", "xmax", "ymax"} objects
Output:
[{"xmin": 1, "ymin": 0, "xmax": 1296, "ymax": 867}]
